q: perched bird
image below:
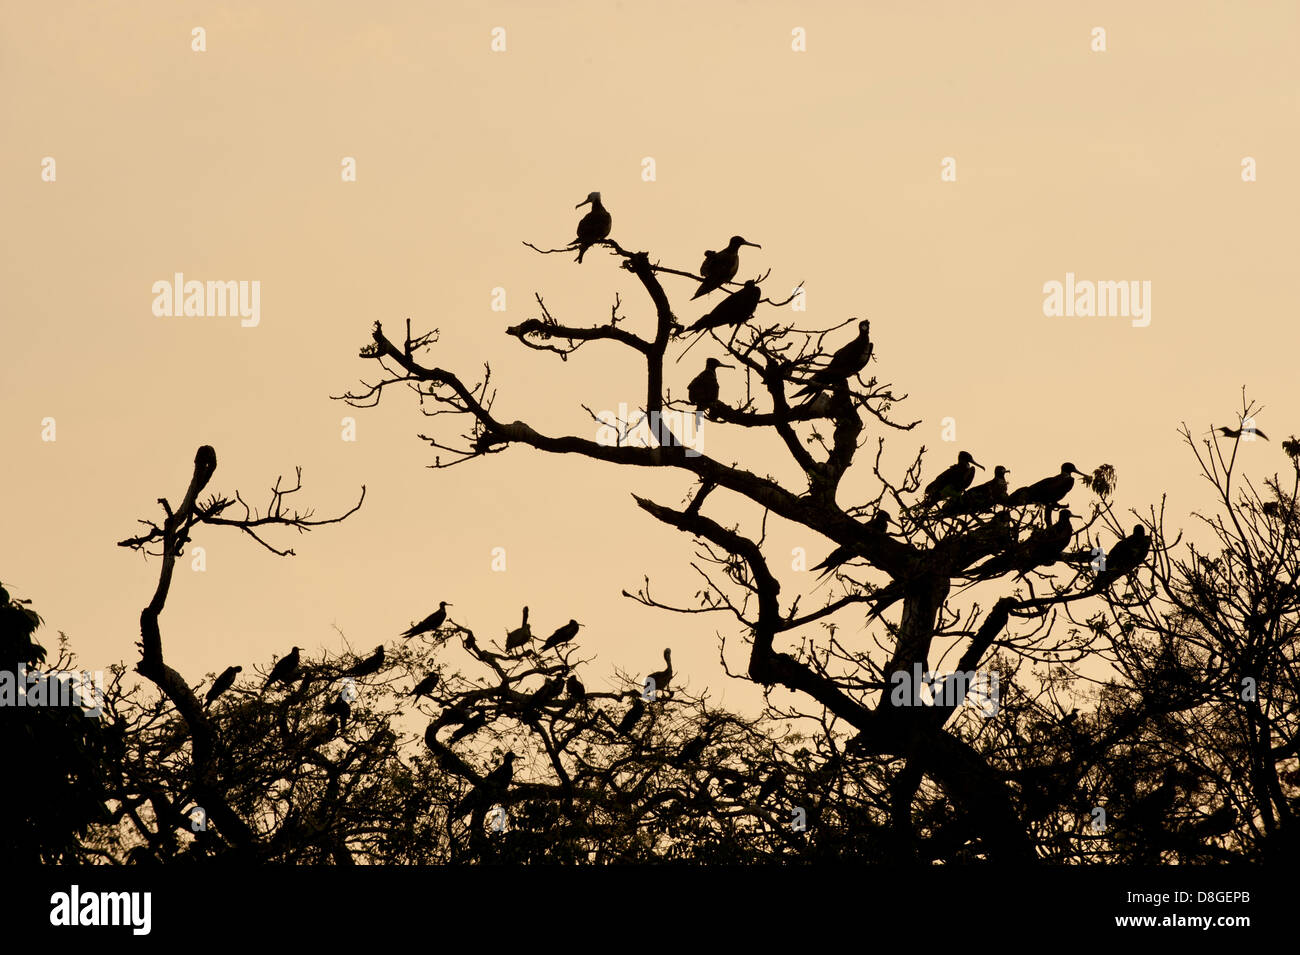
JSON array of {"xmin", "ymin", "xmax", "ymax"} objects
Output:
[
  {"xmin": 343, "ymin": 645, "xmax": 384, "ymax": 678},
  {"xmin": 263, "ymin": 647, "xmax": 301, "ymax": 690},
  {"xmin": 684, "ymin": 280, "xmax": 761, "ymax": 335},
  {"xmin": 566, "ymin": 675, "xmax": 586, "ymax": 700},
  {"xmin": 791, "ymin": 319, "xmax": 873, "ymax": 397},
  {"xmin": 1007, "ymin": 462, "xmax": 1085, "ymax": 509},
  {"xmin": 505, "ymin": 606, "xmax": 533, "ymax": 652},
  {"xmin": 922, "ymin": 451, "xmax": 984, "ymax": 507},
  {"xmin": 323, "ymin": 694, "xmax": 351, "ymax": 731},
  {"xmin": 1093, "ymin": 525, "xmax": 1150, "ymax": 591},
  {"xmin": 1216, "ymin": 425, "xmax": 1268, "ymax": 441},
  {"xmin": 687, "ymin": 358, "xmax": 731, "ymax": 415},
  {"xmin": 943, "ymin": 465, "xmax": 1010, "ymax": 516},
  {"xmin": 674, "ymin": 735, "xmax": 708, "ymax": 767},
  {"xmin": 616, "ymin": 697, "xmax": 646, "ymax": 734},
  {"xmin": 810, "ymin": 511, "xmax": 892, "ymax": 579},
  {"xmin": 523, "ymin": 676, "xmax": 565, "ymax": 714},
  {"xmin": 979, "ymin": 510, "xmax": 1075, "ymax": 578},
  {"xmin": 645, "ymin": 648, "xmax": 673, "ymax": 698},
  {"xmin": 205, "ymin": 665, "xmax": 242, "ymax": 707},
  {"xmin": 573, "ymin": 192, "xmax": 612, "ymax": 263},
  {"xmin": 410, "ymin": 672, "xmax": 441, "ymax": 699},
  {"xmin": 455, "ymin": 752, "xmax": 517, "ymax": 815},
  {"xmin": 541, "ymin": 619, "xmax": 582, "ymax": 652},
  {"xmin": 692, "ymin": 236, "xmax": 761, "ymax": 299},
  {"xmin": 402, "ymin": 601, "xmax": 451, "ymax": 638}
]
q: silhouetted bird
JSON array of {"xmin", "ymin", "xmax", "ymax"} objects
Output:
[
  {"xmin": 205, "ymin": 665, "xmax": 241, "ymax": 706},
  {"xmin": 922, "ymin": 451, "xmax": 983, "ymax": 507},
  {"xmin": 573, "ymin": 192, "xmax": 611, "ymax": 263},
  {"xmin": 505, "ymin": 606, "xmax": 533, "ymax": 652},
  {"xmin": 323, "ymin": 694, "xmax": 350, "ymax": 730},
  {"xmin": 541, "ymin": 619, "xmax": 582, "ymax": 652},
  {"xmin": 1094, "ymin": 525, "xmax": 1150, "ymax": 591},
  {"xmin": 674, "ymin": 736, "xmax": 708, "ymax": 767},
  {"xmin": 692, "ymin": 236, "xmax": 760, "ymax": 299},
  {"xmin": 979, "ymin": 510, "xmax": 1075, "ymax": 577},
  {"xmin": 810, "ymin": 511, "xmax": 891, "ymax": 579},
  {"xmin": 410, "ymin": 672, "xmax": 440, "ymax": 699},
  {"xmin": 403, "ymin": 601, "xmax": 451, "ymax": 638},
  {"xmin": 685, "ymin": 280, "xmax": 761, "ymax": 334},
  {"xmin": 263, "ymin": 647, "xmax": 301, "ymax": 690},
  {"xmin": 617, "ymin": 698, "xmax": 645, "ymax": 734},
  {"xmin": 791, "ymin": 319, "xmax": 873, "ymax": 397},
  {"xmin": 343, "ymin": 646, "xmax": 384, "ymax": 678},
  {"xmin": 645, "ymin": 648, "xmax": 673, "ymax": 698},
  {"xmin": 1006, "ymin": 462, "xmax": 1085, "ymax": 508},
  {"xmin": 943, "ymin": 465, "xmax": 1010, "ymax": 516},
  {"xmin": 1216, "ymin": 425, "xmax": 1268, "ymax": 441},
  {"xmin": 455, "ymin": 752, "xmax": 517, "ymax": 815},
  {"xmin": 566, "ymin": 675, "xmax": 586, "ymax": 700},
  {"xmin": 524, "ymin": 676, "xmax": 565, "ymax": 714},
  {"xmin": 688, "ymin": 358, "xmax": 731, "ymax": 414}
]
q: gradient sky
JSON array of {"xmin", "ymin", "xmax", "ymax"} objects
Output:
[{"xmin": 2, "ymin": 1, "xmax": 1297, "ymax": 713}]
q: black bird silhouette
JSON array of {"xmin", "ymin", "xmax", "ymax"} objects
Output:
[
  {"xmin": 791, "ymin": 319, "xmax": 873, "ymax": 397},
  {"xmin": 943, "ymin": 465, "xmax": 1010, "ymax": 516},
  {"xmin": 410, "ymin": 672, "xmax": 440, "ymax": 699},
  {"xmin": 692, "ymin": 236, "xmax": 760, "ymax": 299},
  {"xmin": 541, "ymin": 619, "xmax": 582, "ymax": 652},
  {"xmin": 455, "ymin": 752, "xmax": 517, "ymax": 815},
  {"xmin": 810, "ymin": 511, "xmax": 892, "ymax": 579},
  {"xmin": 674, "ymin": 736, "xmax": 708, "ymax": 767},
  {"xmin": 1216, "ymin": 425, "xmax": 1269, "ymax": 441},
  {"xmin": 922, "ymin": 451, "xmax": 983, "ymax": 507},
  {"xmin": 263, "ymin": 647, "xmax": 301, "ymax": 690},
  {"xmin": 687, "ymin": 358, "xmax": 731, "ymax": 413},
  {"xmin": 205, "ymin": 665, "xmax": 241, "ymax": 706},
  {"xmin": 342, "ymin": 645, "xmax": 384, "ymax": 678},
  {"xmin": 1006, "ymin": 462, "xmax": 1085, "ymax": 508},
  {"xmin": 1093, "ymin": 525, "xmax": 1150, "ymax": 591},
  {"xmin": 566, "ymin": 675, "xmax": 586, "ymax": 700},
  {"xmin": 402, "ymin": 601, "xmax": 451, "ymax": 638},
  {"xmin": 524, "ymin": 676, "xmax": 565, "ymax": 715},
  {"xmin": 616, "ymin": 697, "xmax": 645, "ymax": 734},
  {"xmin": 323, "ymin": 694, "xmax": 350, "ymax": 730},
  {"xmin": 573, "ymin": 192, "xmax": 612, "ymax": 263},
  {"xmin": 645, "ymin": 648, "xmax": 673, "ymax": 698},
  {"xmin": 505, "ymin": 606, "xmax": 533, "ymax": 652},
  {"xmin": 685, "ymin": 280, "xmax": 761, "ymax": 334},
  {"xmin": 978, "ymin": 509, "xmax": 1075, "ymax": 578}
]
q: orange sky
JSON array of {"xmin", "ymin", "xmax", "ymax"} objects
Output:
[{"xmin": 2, "ymin": 1, "xmax": 1297, "ymax": 713}]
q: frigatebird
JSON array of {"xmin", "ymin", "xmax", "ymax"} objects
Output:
[
  {"xmin": 943, "ymin": 465, "xmax": 1010, "ymax": 515},
  {"xmin": 688, "ymin": 358, "xmax": 731, "ymax": 413},
  {"xmin": 454, "ymin": 752, "xmax": 517, "ymax": 815},
  {"xmin": 205, "ymin": 665, "xmax": 241, "ymax": 706},
  {"xmin": 791, "ymin": 319, "xmax": 872, "ymax": 397},
  {"xmin": 922, "ymin": 451, "xmax": 983, "ymax": 507},
  {"xmin": 692, "ymin": 236, "xmax": 760, "ymax": 299},
  {"xmin": 1007, "ymin": 463, "xmax": 1085, "ymax": 508},
  {"xmin": 343, "ymin": 646, "xmax": 384, "ymax": 678},
  {"xmin": 1093, "ymin": 525, "xmax": 1150, "ymax": 591},
  {"xmin": 410, "ymin": 672, "xmax": 441, "ymax": 699},
  {"xmin": 541, "ymin": 619, "xmax": 582, "ymax": 652},
  {"xmin": 573, "ymin": 192, "xmax": 611, "ymax": 263},
  {"xmin": 263, "ymin": 647, "xmax": 301, "ymax": 690},
  {"xmin": 505, "ymin": 607, "xmax": 533, "ymax": 652},
  {"xmin": 402, "ymin": 601, "xmax": 451, "ymax": 638}
]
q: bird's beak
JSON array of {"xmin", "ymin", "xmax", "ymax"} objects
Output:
[
  {"xmin": 742, "ymin": 240, "xmax": 761, "ymax": 248},
  {"xmin": 973, "ymin": 459, "xmax": 985, "ymax": 470},
  {"xmin": 1072, "ymin": 467, "xmax": 1087, "ymax": 476},
  {"xmin": 576, "ymin": 198, "xmax": 591, "ymax": 209}
]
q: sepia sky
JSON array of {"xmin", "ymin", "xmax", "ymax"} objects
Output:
[{"xmin": 2, "ymin": 0, "xmax": 1297, "ymax": 712}]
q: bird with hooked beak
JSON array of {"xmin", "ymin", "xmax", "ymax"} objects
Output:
[
  {"xmin": 573, "ymin": 192, "xmax": 612, "ymax": 263},
  {"xmin": 692, "ymin": 236, "xmax": 760, "ymax": 299}
]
